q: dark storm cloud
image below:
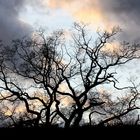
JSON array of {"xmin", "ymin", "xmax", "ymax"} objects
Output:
[
  {"xmin": 104, "ymin": 0, "xmax": 140, "ymax": 13},
  {"xmin": 100, "ymin": 0, "xmax": 140, "ymax": 41},
  {"xmin": 100, "ymin": 0, "xmax": 140, "ymax": 25},
  {"xmin": 0, "ymin": 0, "xmax": 32, "ymax": 42}
]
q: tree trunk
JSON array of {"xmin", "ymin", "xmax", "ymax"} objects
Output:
[
  {"xmin": 64, "ymin": 120, "xmax": 71, "ymax": 128},
  {"xmin": 45, "ymin": 109, "xmax": 51, "ymax": 127},
  {"xmin": 73, "ymin": 112, "xmax": 83, "ymax": 127}
]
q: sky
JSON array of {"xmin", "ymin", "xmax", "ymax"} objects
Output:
[
  {"xmin": 1, "ymin": 0, "xmax": 140, "ymax": 78},
  {"xmin": 1, "ymin": 0, "xmax": 140, "ymax": 42},
  {"xmin": 1, "ymin": 0, "xmax": 140, "ymax": 120}
]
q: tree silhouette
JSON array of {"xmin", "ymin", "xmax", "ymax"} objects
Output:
[{"xmin": 0, "ymin": 23, "xmax": 140, "ymax": 128}]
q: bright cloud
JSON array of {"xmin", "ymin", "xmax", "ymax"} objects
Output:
[{"xmin": 47, "ymin": 0, "xmax": 113, "ymax": 30}]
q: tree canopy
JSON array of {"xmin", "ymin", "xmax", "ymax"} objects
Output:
[{"xmin": 0, "ymin": 23, "xmax": 140, "ymax": 128}]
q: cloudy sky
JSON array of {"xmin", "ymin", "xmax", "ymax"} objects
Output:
[
  {"xmin": 1, "ymin": 0, "xmax": 140, "ymax": 119},
  {"xmin": 1, "ymin": 0, "xmax": 140, "ymax": 42}
]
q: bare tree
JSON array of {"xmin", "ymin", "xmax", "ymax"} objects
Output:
[
  {"xmin": 0, "ymin": 23, "xmax": 140, "ymax": 128},
  {"xmin": 89, "ymin": 83, "xmax": 140, "ymax": 126}
]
